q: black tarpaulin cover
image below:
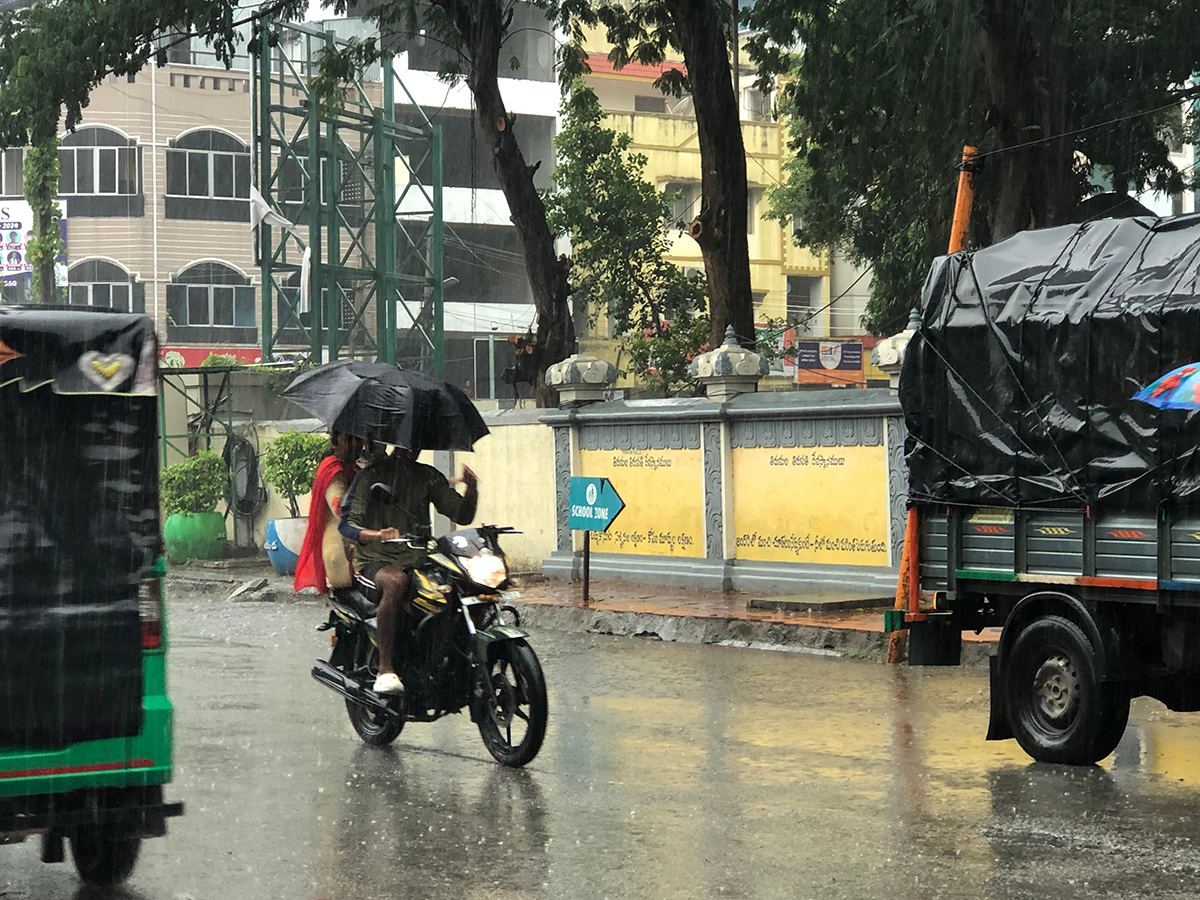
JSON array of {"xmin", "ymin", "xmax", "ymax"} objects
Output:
[
  {"xmin": 0, "ymin": 308, "xmax": 160, "ymax": 748},
  {"xmin": 901, "ymin": 214, "xmax": 1200, "ymax": 511}
]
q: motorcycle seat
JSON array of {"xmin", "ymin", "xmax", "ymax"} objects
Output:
[{"xmin": 330, "ymin": 586, "xmax": 379, "ymax": 620}]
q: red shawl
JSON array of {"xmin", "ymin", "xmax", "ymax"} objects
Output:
[{"xmin": 293, "ymin": 455, "xmax": 355, "ymax": 594}]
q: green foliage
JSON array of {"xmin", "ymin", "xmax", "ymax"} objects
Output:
[
  {"xmin": 745, "ymin": 0, "xmax": 1200, "ymax": 335},
  {"xmin": 625, "ymin": 316, "xmax": 793, "ymax": 395},
  {"xmin": 0, "ymin": 0, "xmax": 307, "ymax": 145},
  {"xmin": 161, "ymin": 451, "xmax": 228, "ymax": 516},
  {"xmin": 23, "ymin": 135, "xmax": 61, "ymax": 304},
  {"xmin": 262, "ymin": 430, "xmax": 328, "ymax": 518},
  {"xmin": 623, "ymin": 316, "xmax": 710, "ymax": 396},
  {"xmin": 545, "ymin": 83, "xmax": 706, "ymax": 343},
  {"xmin": 200, "ymin": 353, "xmax": 243, "ymax": 368}
]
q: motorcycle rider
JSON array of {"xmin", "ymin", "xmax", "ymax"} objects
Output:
[{"xmin": 339, "ymin": 443, "xmax": 478, "ymax": 695}]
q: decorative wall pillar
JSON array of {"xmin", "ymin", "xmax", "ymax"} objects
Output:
[
  {"xmin": 702, "ymin": 421, "xmax": 723, "ymax": 561},
  {"xmin": 546, "ymin": 353, "xmax": 617, "ymax": 407},
  {"xmin": 689, "ymin": 325, "xmax": 769, "ymax": 402},
  {"xmin": 553, "ymin": 425, "xmax": 572, "ymax": 553},
  {"xmin": 870, "ymin": 307, "xmax": 921, "ymax": 392}
]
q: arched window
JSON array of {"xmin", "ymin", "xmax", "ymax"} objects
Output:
[
  {"xmin": 58, "ymin": 126, "xmax": 143, "ymax": 217},
  {"xmin": 166, "ymin": 130, "xmax": 250, "ymax": 221},
  {"xmin": 67, "ymin": 259, "xmax": 144, "ymax": 313},
  {"xmin": 166, "ymin": 261, "xmax": 256, "ymax": 343}
]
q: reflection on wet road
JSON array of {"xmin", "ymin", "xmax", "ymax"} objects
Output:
[{"xmin": 4, "ymin": 593, "xmax": 1200, "ymax": 899}]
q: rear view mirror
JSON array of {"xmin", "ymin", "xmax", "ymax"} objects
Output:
[{"xmin": 369, "ymin": 482, "xmax": 394, "ymax": 502}]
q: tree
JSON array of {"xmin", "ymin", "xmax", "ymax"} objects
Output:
[
  {"xmin": 543, "ymin": 82, "xmax": 706, "ymax": 386},
  {"xmin": 564, "ymin": 0, "xmax": 754, "ymax": 352},
  {"xmin": 23, "ymin": 136, "xmax": 61, "ymax": 304},
  {"xmin": 745, "ymin": 0, "xmax": 1200, "ymax": 335}
]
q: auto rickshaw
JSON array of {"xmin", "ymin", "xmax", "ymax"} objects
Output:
[{"xmin": 0, "ymin": 307, "xmax": 182, "ymax": 886}]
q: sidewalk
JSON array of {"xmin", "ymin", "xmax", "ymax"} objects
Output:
[{"xmin": 166, "ymin": 557, "xmax": 999, "ymax": 664}]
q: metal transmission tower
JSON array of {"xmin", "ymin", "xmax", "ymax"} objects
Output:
[{"xmin": 250, "ymin": 19, "xmax": 445, "ymax": 373}]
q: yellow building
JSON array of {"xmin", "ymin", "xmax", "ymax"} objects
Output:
[{"xmin": 578, "ymin": 40, "xmax": 840, "ymax": 386}]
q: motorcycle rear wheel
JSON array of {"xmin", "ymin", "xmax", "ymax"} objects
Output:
[
  {"xmin": 476, "ymin": 639, "xmax": 547, "ymax": 767},
  {"xmin": 346, "ymin": 633, "xmax": 405, "ymax": 746}
]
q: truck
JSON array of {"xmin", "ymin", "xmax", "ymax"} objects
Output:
[
  {"xmin": 888, "ymin": 214, "xmax": 1200, "ymax": 765},
  {"xmin": 0, "ymin": 307, "xmax": 182, "ymax": 885}
]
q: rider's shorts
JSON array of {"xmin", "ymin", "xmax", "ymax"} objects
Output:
[{"xmin": 354, "ymin": 562, "xmax": 448, "ymax": 615}]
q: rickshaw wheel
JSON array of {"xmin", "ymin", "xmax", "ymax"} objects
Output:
[{"xmin": 70, "ymin": 823, "xmax": 141, "ymax": 886}]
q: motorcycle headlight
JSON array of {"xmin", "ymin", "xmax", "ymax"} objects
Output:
[{"xmin": 461, "ymin": 549, "xmax": 507, "ymax": 588}]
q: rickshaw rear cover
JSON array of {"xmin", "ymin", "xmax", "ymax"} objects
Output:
[{"xmin": 0, "ymin": 309, "xmax": 161, "ymax": 749}]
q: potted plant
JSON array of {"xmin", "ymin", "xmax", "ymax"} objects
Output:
[
  {"xmin": 161, "ymin": 450, "xmax": 229, "ymax": 563},
  {"xmin": 261, "ymin": 430, "xmax": 328, "ymax": 575}
]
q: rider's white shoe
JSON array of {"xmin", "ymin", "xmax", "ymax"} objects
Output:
[{"xmin": 373, "ymin": 672, "xmax": 404, "ymax": 695}]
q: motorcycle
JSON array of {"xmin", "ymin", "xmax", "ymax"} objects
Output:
[{"xmin": 311, "ymin": 525, "xmax": 548, "ymax": 767}]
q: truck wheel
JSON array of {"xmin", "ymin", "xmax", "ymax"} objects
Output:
[
  {"xmin": 70, "ymin": 824, "xmax": 140, "ymax": 886},
  {"xmin": 1007, "ymin": 615, "xmax": 1130, "ymax": 765}
]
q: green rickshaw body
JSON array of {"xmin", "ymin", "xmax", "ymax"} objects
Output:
[
  {"xmin": 0, "ymin": 308, "xmax": 182, "ymax": 882},
  {"xmin": 0, "ymin": 567, "xmax": 173, "ymax": 803}
]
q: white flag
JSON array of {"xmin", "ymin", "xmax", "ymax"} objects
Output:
[
  {"xmin": 250, "ymin": 185, "xmax": 305, "ymax": 243},
  {"xmin": 298, "ymin": 245, "xmax": 312, "ymax": 315}
]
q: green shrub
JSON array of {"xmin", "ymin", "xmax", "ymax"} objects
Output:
[
  {"xmin": 200, "ymin": 353, "xmax": 242, "ymax": 368},
  {"xmin": 262, "ymin": 430, "xmax": 328, "ymax": 517},
  {"xmin": 161, "ymin": 451, "xmax": 228, "ymax": 515}
]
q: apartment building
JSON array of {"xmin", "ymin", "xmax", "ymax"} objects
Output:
[{"xmin": 0, "ymin": 54, "xmax": 262, "ymax": 366}]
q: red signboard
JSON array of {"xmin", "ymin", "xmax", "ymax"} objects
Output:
[{"xmin": 159, "ymin": 346, "xmax": 263, "ymax": 368}]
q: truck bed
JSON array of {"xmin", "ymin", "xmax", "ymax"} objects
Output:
[{"xmin": 919, "ymin": 506, "xmax": 1200, "ymax": 603}]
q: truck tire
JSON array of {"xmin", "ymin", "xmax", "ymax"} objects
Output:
[{"xmin": 1006, "ymin": 614, "xmax": 1130, "ymax": 765}]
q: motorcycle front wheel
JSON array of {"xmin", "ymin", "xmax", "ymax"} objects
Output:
[
  {"xmin": 346, "ymin": 632, "xmax": 405, "ymax": 746},
  {"xmin": 476, "ymin": 639, "xmax": 547, "ymax": 767}
]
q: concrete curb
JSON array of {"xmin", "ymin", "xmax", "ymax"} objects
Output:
[
  {"xmin": 165, "ymin": 572, "xmax": 994, "ymax": 667},
  {"xmin": 508, "ymin": 601, "xmax": 995, "ymax": 667}
]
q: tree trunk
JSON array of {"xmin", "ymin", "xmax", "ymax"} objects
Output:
[
  {"xmin": 23, "ymin": 135, "xmax": 61, "ymax": 305},
  {"xmin": 466, "ymin": 1, "xmax": 574, "ymax": 405},
  {"xmin": 664, "ymin": 0, "xmax": 754, "ymax": 350},
  {"xmin": 978, "ymin": 0, "xmax": 1075, "ymax": 242}
]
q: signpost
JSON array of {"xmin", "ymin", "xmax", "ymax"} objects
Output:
[{"xmin": 568, "ymin": 476, "xmax": 625, "ymax": 606}]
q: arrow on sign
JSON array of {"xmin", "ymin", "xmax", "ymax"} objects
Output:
[{"xmin": 568, "ymin": 477, "xmax": 626, "ymax": 532}]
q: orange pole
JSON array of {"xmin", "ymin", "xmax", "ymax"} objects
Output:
[
  {"xmin": 885, "ymin": 145, "xmax": 981, "ymax": 664},
  {"xmin": 885, "ymin": 510, "xmax": 918, "ymax": 663},
  {"xmin": 947, "ymin": 146, "xmax": 981, "ymax": 254}
]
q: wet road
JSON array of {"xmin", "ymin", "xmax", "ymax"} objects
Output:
[{"xmin": 5, "ymin": 593, "xmax": 1200, "ymax": 899}]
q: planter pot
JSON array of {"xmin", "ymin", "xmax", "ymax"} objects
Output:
[
  {"xmin": 265, "ymin": 516, "xmax": 308, "ymax": 576},
  {"xmin": 164, "ymin": 512, "xmax": 227, "ymax": 563}
]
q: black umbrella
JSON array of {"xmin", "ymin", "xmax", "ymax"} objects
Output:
[{"xmin": 283, "ymin": 360, "xmax": 489, "ymax": 451}]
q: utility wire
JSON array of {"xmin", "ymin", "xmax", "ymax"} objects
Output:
[{"xmin": 968, "ymin": 94, "xmax": 1200, "ymax": 165}]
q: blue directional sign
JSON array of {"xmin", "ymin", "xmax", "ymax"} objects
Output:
[{"xmin": 568, "ymin": 477, "xmax": 625, "ymax": 532}]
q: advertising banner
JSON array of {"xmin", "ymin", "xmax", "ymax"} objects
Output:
[
  {"xmin": 794, "ymin": 340, "xmax": 865, "ymax": 385},
  {"xmin": 0, "ymin": 200, "xmax": 68, "ymax": 283}
]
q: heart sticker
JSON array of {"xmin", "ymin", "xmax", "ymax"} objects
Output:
[{"xmin": 78, "ymin": 351, "xmax": 134, "ymax": 391}]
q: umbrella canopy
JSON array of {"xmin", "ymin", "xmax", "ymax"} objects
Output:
[
  {"xmin": 283, "ymin": 360, "xmax": 489, "ymax": 450},
  {"xmin": 1133, "ymin": 362, "xmax": 1200, "ymax": 410}
]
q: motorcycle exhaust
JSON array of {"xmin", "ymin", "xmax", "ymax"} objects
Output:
[{"xmin": 311, "ymin": 660, "xmax": 403, "ymax": 722}]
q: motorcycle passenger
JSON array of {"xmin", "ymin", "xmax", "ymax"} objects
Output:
[
  {"xmin": 293, "ymin": 432, "xmax": 359, "ymax": 595},
  {"xmin": 339, "ymin": 443, "xmax": 478, "ymax": 696}
]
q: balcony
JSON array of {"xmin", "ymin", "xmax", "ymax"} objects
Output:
[{"xmin": 605, "ymin": 112, "xmax": 780, "ymax": 163}]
